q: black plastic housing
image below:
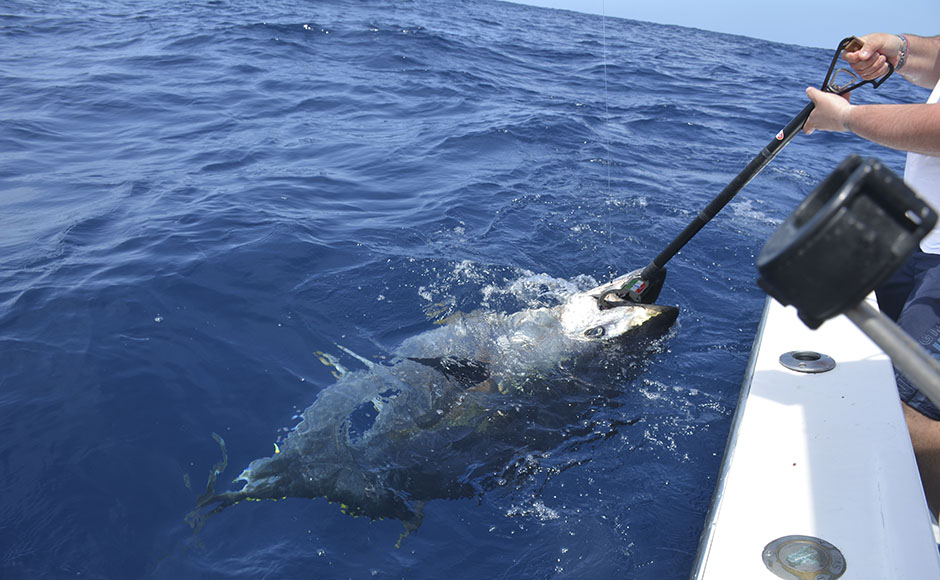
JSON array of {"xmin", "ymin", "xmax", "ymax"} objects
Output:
[{"xmin": 756, "ymin": 155, "xmax": 937, "ymax": 329}]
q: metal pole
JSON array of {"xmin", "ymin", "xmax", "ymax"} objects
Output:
[
  {"xmin": 640, "ymin": 103, "xmax": 815, "ymax": 281},
  {"xmin": 844, "ymin": 300, "xmax": 940, "ymax": 410}
]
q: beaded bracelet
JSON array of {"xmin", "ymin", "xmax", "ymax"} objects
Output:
[{"xmin": 896, "ymin": 34, "xmax": 909, "ymax": 71}]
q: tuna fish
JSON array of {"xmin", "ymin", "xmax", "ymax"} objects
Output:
[{"xmin": 189, "ymin": 274, "xmax": 678, "ymax": 541}]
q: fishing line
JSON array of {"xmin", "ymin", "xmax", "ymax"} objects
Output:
[
  {"xmin": 601, "ymin": 1, "xmax": 614, "ymax": 281},
  {"xmin": 601, "ymin": 1, "xmax": 610, "ymax": 193}
]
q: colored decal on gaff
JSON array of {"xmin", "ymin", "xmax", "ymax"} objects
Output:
[{"xmin": 627, "ymin": 278, "xmax": 647, "ymax": 293}]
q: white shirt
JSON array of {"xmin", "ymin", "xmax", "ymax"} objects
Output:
[{"xmin": 904, "ymin": 77, "xmax": 940, "ymax": 253}]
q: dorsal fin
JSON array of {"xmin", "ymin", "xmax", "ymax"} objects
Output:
[{"xmin": 408, "ymin": 357, "xmax": 490, "ymax": 388}]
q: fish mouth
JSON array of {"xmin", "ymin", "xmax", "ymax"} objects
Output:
[
  {"xmin": 644, "ymin": 303, "xmax": 679, "ymax": 326},
  {"xmin": 569, "ymin": 307, "xmax": 676, "ymax": 344},
  {"xmin": 616, "ymin": 303, "xmax": 678, "ymax": 340}
]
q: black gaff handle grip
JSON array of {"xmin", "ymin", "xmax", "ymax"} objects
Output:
[{"xmin": 823, "ymin": 36, "xmax": 895, "ymax": 96}]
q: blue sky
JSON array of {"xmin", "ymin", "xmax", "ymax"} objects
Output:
[{"xmin": 505, "ymin": 0, "xmax": 938, "ymax": 48}]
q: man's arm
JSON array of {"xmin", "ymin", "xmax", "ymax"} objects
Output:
[{"xmin": 803, "ymin": 89, "xmax": 940, "ymax": 157}]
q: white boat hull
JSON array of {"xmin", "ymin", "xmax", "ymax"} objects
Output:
[{"xmin": 692, "ymin": 297, "xmax": 940, "ymax": 578}]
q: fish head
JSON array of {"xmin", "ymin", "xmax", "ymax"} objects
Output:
[{"xmin": 558, "ymin": 275, "xmax": 678, "ymax": 342}]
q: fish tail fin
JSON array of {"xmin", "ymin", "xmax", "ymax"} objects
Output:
[
  {"xmin": 185, "ymin": 490, "xmax": 248, "ymax": 532},
  {"xmin": 185, "ymin": 432, "xmax": 243, "ymax": 532}
]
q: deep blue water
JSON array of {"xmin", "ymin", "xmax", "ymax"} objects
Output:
[{"xmin": 0, "ymin": 1, "xmax": 926, "ymax": 578}]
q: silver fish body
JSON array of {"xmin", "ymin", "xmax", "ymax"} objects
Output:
[{"xmin": 194, "ymin": 275, "xmax": 678, "ymax": 526}]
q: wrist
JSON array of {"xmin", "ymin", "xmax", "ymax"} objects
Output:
[
  {"xmin": 842, "ymin": 104, "xmax": 855, "ymax": 133},
  {"xmin": 895, "ymin": 34, "xmax": 909, "ymax": 71}
]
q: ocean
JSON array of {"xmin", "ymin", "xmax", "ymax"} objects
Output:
[{"xmin": 0, "ymin": 1, "xmax": 926, "ymax": 578}]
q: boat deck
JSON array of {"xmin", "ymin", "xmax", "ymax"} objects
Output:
[{"xmin": 692, "ymin": 297, "xmax": 940, "ymax": 578}]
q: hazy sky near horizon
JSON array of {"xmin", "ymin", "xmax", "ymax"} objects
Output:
[{"xmin": 505, "ymin": 0, "xmax": 938, "ymax": 49}]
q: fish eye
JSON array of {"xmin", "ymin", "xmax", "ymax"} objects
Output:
[{"xmin": 584, "ymin": 326, "xmax": 605, "ymax": 338}]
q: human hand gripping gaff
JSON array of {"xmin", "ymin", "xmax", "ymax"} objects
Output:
[
  {"xmin": 803, "ymin": 36, "xmax": 895, "ymax": 135},
  {"xmin": 803, "ymin": 88, "xmax": 851, "ymax": 134},
  {"xmin": 842, "ymin": 33, "xmax": 903, "ymax": 80}
]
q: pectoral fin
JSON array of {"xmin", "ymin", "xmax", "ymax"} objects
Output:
[
  {"xmin": 408, "ymin": 357, "xmax": 490, "ymax": 388},
  {"xmin": 408, "ymin": 357, "xmax": 492, "ymax": 430}
]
